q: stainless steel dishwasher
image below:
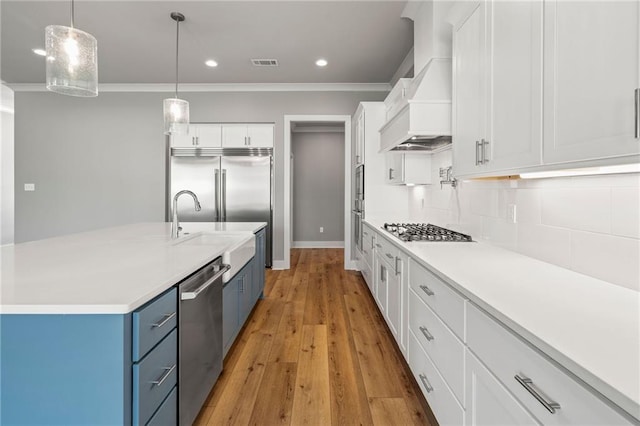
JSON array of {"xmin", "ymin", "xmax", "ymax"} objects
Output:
[{"xmin": 178, "ymin": 257, "xmax": 230, "ymax": 425}]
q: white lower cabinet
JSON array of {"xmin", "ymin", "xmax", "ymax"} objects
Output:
[
  {"xmin": 466, "ymin": 349, "xmax": 540, "ymax": 426},
  {"xmin": 409, "ymin": 330, "xmax": 465, "ymax": 426},
  {"xmin": 466, "ymin": 304, "xmax": 633, "ymax": 426},
  {"xmin": 374, "ymin": 253, "xmax": 388, "ymax": 316}
]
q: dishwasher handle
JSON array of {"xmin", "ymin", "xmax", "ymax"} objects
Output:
[{"xmin": 181, "ymin": 264, "xmax": 230, "ymax": 301}]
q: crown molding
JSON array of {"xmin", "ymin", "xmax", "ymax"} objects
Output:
[{"xmin": 8, "ymin": 82, "xmax": 392, "ymax": 93}]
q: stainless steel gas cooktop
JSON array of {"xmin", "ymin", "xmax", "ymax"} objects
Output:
[{"xmin": 382, "ymin": 223, "xmax": 473, "ymax": 242}]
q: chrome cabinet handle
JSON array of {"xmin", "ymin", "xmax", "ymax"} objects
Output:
[
  {"xmin": 363, "ymin": 231, "xmax": 369, "ymax": 236},
  {"xmin": 150, "ymin": 364, "xmax": 176, "ymax": 386},
  {"xmin": 195, "ymin": 136, "xmax": 199, "ymax": 146},
  {"xmin": 380, "ymin": 265, "xmax": 386, "ymax": 282},
  {"xmin": 475, "ymin": 141, "xmax": 481, "ymax": 165},
  {"xmin": 419, "ymin": 374, "xmax": 433, "ymax": 393},
  {"xmin": 375, "ymin": 243, "xmax": 382, "ymax": 248},
  {"xmin": 635, "ymin": 88, "xmax": 639, "ymax": 139},
  {"xmin": 419, "ymin": 326, "xmax": 434, "ymax": 341},
  {"xmin": 420, "ymin": 285, "xmax": 435, "ymax": 296},
  {"xmin": 192, "ymin": 136, "xmax": 196, "ymax": 146},
  {"xmin": 151, "ymin": 312, "xmax": 176, "ymax": 328},
  {"xmin": 385, "ymin": 253, "xmax": 393, "ymax": 259},
  {"xmin": 482, "ymin": 139, "xmax": 490, "ymax": 163},
  {"xmin": 515, "ymin": 374, "xmax": 561, "ymax": 414},
  {"xmin": 389, "ymin": 168, "xmax": 394, "ymax": 180},
  {"xmin": 395, "ymin": 257, "xmax": 401, "ymax": 276},
  {"xmin": 363, "ymin": 249, "xmax": 368, "ymax": 255}
]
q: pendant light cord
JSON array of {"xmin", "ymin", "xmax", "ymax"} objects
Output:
[
  {"xmin": 70, "ymin": 0, "xmax": 75, "ymax": 28},
  {"xmin": 175, "ymin": 17, "xmax": 180, "ymax": 99}
]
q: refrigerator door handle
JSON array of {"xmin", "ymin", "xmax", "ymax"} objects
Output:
[
  {"xmin": 214, "ymin": 169, "xmax": 221, "ymax": 221},
  {"xmin": 221, "ymin": 169, "xmax": 227, "ymax": 221}
]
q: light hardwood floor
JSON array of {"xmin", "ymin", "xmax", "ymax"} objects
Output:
[{"xmin": 194, "ymin": 248, "xmax": 436, "ymax": 426}]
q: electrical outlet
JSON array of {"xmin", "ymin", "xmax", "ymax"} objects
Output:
[
  {"xmin": 24, "ymin": 183, "xmax": 35, "ymax": 191},
  {"xmin": 507, "ymin": 204, "xmax": 517, "ymax": 224},
  {"xmin": 319, "ymin": 227, "xmax": 324, "ymax": 233}
]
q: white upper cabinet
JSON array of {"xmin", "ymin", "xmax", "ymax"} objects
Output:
[
  {"xmin": 171, "ymin": 124, "xmax": 222, "ymax": 148},
  {"xmin": 543, "ymin": 1, "xmax": 640, "ymax": 164},
  {"xmin": 385, "ymin": 153, "xmax": 431, "ymax": 185},
  {"xmin": 452, "ymin": 1, "xmax": 485, "ymax": 177},
  {"xmin": 354, "ymin": 111, "xmax": 365, "ymax": 165},
  {"xmin": 222, "ymin": 124, "xmax": 274, "ymax": 148},
  {"xmin": 452, "ymin": 0, "xmax": 543, "ymax": 177}
]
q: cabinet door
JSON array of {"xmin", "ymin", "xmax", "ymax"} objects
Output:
[
  {"xmin": 196, "ymin": 124, "xmax": 222, "ymax": 148},
  {"xmin": 223, "ymin": 279, "xmax": 239, "ymax": 356},
  {"xmin": 485, "ymin": 0, "xmax": 543, "ymax": 171},
  {"xmin": 543, "ymin": 1, "xmax": 640, "ymax": 164},
  {"xmin": 239, "ymin": 266, "xmax": 254, "ymax": 324},
  {"xmin": 385, "ymin": 153, "xmax": 404, "ymax": 184},
  {"xmin": 247, "ymin": 124, "xmax": 274, "ymax": 147},
  {"xmin": 386, "ymin": 256, "xmax": 402, "ymax": 345},
  {"xmin": 466, "ymin": 350, "xmax": 540, "ymax": 426},
  {"xmin": 222, "ymin": 124, "xmax": 248, "ymax": 147},
  {"xmin": 452, "ymin": 2, "xmax": 486, "ymax": 177},
  {"xmin": 398, "ymin": 250, "xmax": 409, "ymax": 356},
  {"xmin": 170, "ymin": 130, "xmax": 195, "ymax": 148},
  {"xmin": 375, "ymin": 254, "xmax": 388, "ymax": 315}
]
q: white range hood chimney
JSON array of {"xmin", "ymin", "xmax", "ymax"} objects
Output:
[{"xmin": 379, "ymin": 1, "xmax": 454, "ymax": 152}]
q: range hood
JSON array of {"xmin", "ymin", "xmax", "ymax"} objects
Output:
[{"xmin": 379, "ymin": 57, "xmax": 452, "ymax": 152}]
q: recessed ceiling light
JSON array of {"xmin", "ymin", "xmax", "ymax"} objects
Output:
[
  {"xmin": 32, "ymin": 48, "xmax": 46, "ymax": 56},
  {"xmin": 205, "ymin": 59, "xmax": 218, "ymax": 68},
  {"xmin": 315, "ymin": 58, "xmax": 328, "ymax": 67}
]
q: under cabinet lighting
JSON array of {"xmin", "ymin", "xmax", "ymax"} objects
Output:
[
  {"xmin": 205, "ymin": 59, "xmax": 218, "ymax": 67},
  {"xmin": 32, "ymin": 48, "xmax": 47, "ymax": 56},
  {"xmin": 520, "ymin": 164, "xmax": 640, "ymax": 179},
  {"xmin": 315, "ymin": 58, "xmax": 328, "ymax": 67}
]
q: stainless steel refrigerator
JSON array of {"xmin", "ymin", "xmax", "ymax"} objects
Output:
[{"xmin": 168, "ymin": 148, "xmax": 273, "ymax": 267}]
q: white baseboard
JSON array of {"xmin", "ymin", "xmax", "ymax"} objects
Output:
[
  {"xmin": 292, "ymin": 241, "xmax": 345, "ymax": 248},
  {"xmin": 271, "ymin": 260, "xmax": 289, "ymax": 270}
]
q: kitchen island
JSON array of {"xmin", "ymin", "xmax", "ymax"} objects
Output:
[{"xmin": 0, "ymin": 222, "xmax": 266, "ymax": 425}]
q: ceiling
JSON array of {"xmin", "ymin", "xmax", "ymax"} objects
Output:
[{"xmin": 1, "ymin": 1, "xmax": 413, "ymax": 85}]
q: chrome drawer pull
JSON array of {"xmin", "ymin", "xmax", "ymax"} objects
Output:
[
  {"xmin": 363, "ymin": 249, "xmax": 368, "ymax": 255},
  {"xmin": 375, "ymin": 243, "xmax": 382, "ymax": 248},
  {"xmin": 419, "ymin": 326, "xmax": 434, "ymax": 341},
  {"xmin": 151, "ymin": 312, "xmax": 176, "ymax": 328},
  {"xmin": 514, "ymin": 374, "xmax": 561, "ymax": 414},
  {"xmin": 151, "ymin": 364, "xmax": 176, "ymax": 387},
  {"xmin": 419, "ymin": 374, "xmax": 433, "ymax": 393},
  {"xmin": 395, "ymin": 257, "xmax": 401, "ymax": 276},
  {"xmin": 420, "ymin": 285, "xmax": 435, "ymax": 296},
  {"xmin": 385, "ymin": 253, "xmax": 394, "ymax": 259}
]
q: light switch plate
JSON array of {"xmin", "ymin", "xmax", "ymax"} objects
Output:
[{"xmin": 24, "ymin": 183, "xmax": 35, "ymax": 191}]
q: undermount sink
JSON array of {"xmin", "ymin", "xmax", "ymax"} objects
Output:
[{"xmin": 173, "ymin": 232, "xmax": 255, "ymax": 283}]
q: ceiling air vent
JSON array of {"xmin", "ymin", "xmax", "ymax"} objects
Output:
[{"xmin": 251, "ymin": 59, "xmax": 279, "ymax": 67}]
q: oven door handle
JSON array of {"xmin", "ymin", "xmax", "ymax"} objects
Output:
[{"xmin": 181, "ymin": 264, "xmax": 231, "ymax": 301}]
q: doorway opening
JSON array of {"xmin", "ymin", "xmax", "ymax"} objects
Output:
[{"xmin": 283, "ymin": 115, "xmax": 352, "ymax": 270}]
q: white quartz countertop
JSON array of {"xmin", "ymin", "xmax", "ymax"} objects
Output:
[
  {"xmin": 0, "ymin": 222, "xmax": 265, "ymax": 315},
  {"xmin": 364, "ymin": 218, "xmax": 640, "ymax": 420}
]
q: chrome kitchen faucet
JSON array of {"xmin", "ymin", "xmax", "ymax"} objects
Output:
[{"xmin": 171, "ymin": 190, "xmax": 201, "ymax": 238}]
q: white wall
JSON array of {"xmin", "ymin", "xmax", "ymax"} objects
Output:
[
  {"xmin": 1, "ymin": 84, "xmax": 15, "ymax": 245},
  {"xmin": 407, "ymin": 149, "xmax": 640, "ymax": 291}
]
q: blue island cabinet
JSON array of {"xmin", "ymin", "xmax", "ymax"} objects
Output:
[
  {"xmin": 222, "ymin": 228, "xmax": 267, "ymax": 357},
  {"xmin": 0, "ymin": 288, "xmax": 178, "ymax": 425}
]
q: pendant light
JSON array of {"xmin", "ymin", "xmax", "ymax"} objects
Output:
[
  {"xmin": 45, "ymin": 0, "xmax": 98, "ymax": 97},
  {"xmin": 163, "ymin": 12, "xmax": 189, "ymax": 135}
]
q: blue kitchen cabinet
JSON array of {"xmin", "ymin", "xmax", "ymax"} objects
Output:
[
  {"xmin": 252, "ymin": 228, "xmax": 266, "ymax": 301},
  {"xmin": 0, "ymin": 288, "xmax": 177, "ymax": 426},
  {"xmin": 222, "ymin": 258, "xmax": 254, "ymax": 357}
]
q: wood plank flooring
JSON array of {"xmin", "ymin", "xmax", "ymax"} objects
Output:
[{"xmin": 194, "ymin": 248, "xmax": 435, "ymax": 426}]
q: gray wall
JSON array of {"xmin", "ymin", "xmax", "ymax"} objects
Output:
[
  {"xmin": 13, "ymin": 90, "xmax": 385, "ymax": 263},
  {"xmin": 1, "ymin": 85, "xmax": 14, "ymax": 245},
  {"xmin": 292, "ymin": 131, "xmax": 345, "ymax": 242}
]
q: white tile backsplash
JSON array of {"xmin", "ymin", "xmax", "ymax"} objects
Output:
[{"xmin": 408, "ymin": 149, "xmax": 640, "ymax": 291}]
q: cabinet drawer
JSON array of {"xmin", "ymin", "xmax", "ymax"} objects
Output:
[
  {"xmin": 409, "ymin": 288, "xmax": 465, "ymax": 406},
  {"xmin": 146, "ymin": 386, "xmax": 177, "ymax": 426},
  {"xmin": 467, "ymin": 304, "xmax": 632, "ymax": 425},
  {"xmin": 408, "ymin": 330, "xmax": 465, "ymax": 426},
  {"xmin": 133, "ymin": 288, "xmax": 177, "ymax": 361},
  {"xmin": 376, "ymin": 234, "xmax": 398, "ymax": 270},
  {"xmin": 409, "ymin": 259, "xmax": 465, "ymax": 340},
  {"xmin": 133, "ymin": 329, "xmax": 178, "ymax": 426}
]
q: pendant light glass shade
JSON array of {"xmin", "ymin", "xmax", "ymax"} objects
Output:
[
  {"xmin": 163, "ymin": 98, "xmax": 189, "ymax": 135},
  {"xmin": 164, "ymin": 12, "xmax": 189, "ymax": 135},
  {"xmin": 45, "ymin": 25, "xmax": 98, "ymax": 97}
]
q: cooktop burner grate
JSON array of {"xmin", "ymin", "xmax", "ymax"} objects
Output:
[{"xmin": 382, "ymin": 223, "xmax": 473, "ymax": 242}]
